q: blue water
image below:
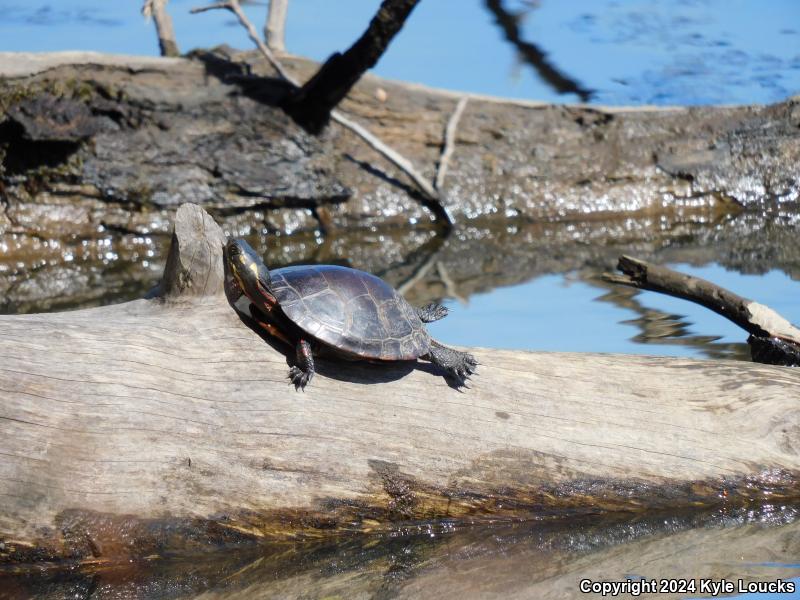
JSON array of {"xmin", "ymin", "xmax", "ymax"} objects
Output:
[
  {"xmin": 0, "ymin": 0, "xmax": 798, "ymax": 104},
  {"xmin": 429, "ymin": 264, "xmax": 799, "ymax": 360}
]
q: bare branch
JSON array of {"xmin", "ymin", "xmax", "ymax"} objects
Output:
[
  {"xmin": 189, "ymin": 2, "xmax": 230, "ymax": 14},
  {"xmin": 603, "ymin": 255, "xmax": 800, "ymax": 366},
  {"xmin": 284, "ymin": 0, "xmax": 422, "ymax": 134},
  {"xmin": 264, "ymin": 0, "xmax": 289, "ymax": 54},
  {"xmin": 330, "ymin": 111, "xmax": 436, "ymax": 201},
  {"xmin": 435, "ymin": 96, "xmax": 468, "ymax": 191},
  {"xmin": 142, "ymin": 0, "xmax": 180, "ymax": 57}
]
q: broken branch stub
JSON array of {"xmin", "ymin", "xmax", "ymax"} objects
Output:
[
  {"xmin": 603, "ymin": 255, "xmax": 800, "ymax": 366},
  {"xmin": 284, "ymin": 0, "xmax": 422, "ymax": 134},
  {"xmin": 159, "ymin": 203, "xmax": 227, "ymax": 298}
]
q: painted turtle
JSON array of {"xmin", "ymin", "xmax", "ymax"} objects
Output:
[{"xmin": 225, "ymin": 238, "xmax": 477, "ymax": 389}]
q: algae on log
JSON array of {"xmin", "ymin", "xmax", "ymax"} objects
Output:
[{"xmin": 1, "ymin": 203, "xmax": 800, "ymax": 566}]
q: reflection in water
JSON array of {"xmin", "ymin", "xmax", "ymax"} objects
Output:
[
  {"xmin": 2, "ymin": 505, "xmax": 799, "ymax": 599},
  {"xmin": 485, "ymin": 0, "xmax": 594, "ymax": 101},
  {"xmin": 563, "ymin": 0, "xmax": 798, "ymax": 104},
  {"xmin": 2, "ymin": 203, "xmax": 798, "ymax": 363},
  {"xmin": 591, "ymin": 277, "xmax": 752, "ymax": 361}
]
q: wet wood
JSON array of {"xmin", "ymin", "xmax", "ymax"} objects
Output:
[
  {"xmin": 2, "ymin": 51, "xmax": 800, "ymax": 312},
  {"xmin": 1, "ymin": 204, "xmax": 800, "ymax": 566}
]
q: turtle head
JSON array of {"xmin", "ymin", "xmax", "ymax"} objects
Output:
[{"xmin": 225, "ymin": 238, "xmax": 274, "ymax": 305}]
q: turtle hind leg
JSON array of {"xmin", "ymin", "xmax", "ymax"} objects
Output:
[
  {"xmin": 417, "ymin": 303, "xmax": 449, "ymax": 323},
  {"xmin": 288, "ymin": 339, "xmax": 315, "ymax": 391},
  {"xmin": 423, "ymin": 339, "xmax": 477, "ymax": 386}
]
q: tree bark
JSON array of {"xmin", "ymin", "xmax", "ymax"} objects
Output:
[
  {"xmin": 1, "ymin": 204, "xmax": 799, "ymax": 566},
  {"xmin": 284, "ymin": 0, "xmax": 422, "ymax": 133}
]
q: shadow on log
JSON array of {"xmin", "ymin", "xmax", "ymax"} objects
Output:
[{"xmin": 1, "ymin": 204, "xmax": 800, "ymax": 568}]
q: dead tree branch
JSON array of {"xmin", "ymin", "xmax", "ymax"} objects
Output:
[
  {"xmin": 142, "ymin": 0, "xmax": 180, "ymax": 57},
  {"xmin": 191, "ymin": 1, "xmax": 297, "ymax": 83},
  {"xmin": 283, "ymin": 0, "xmax": 422, "ymax": 134},
  {"xmin": 264, "ymin": 0, "xmax": 289, "ymax": 53},
  {"xmin": 603, "ymin": 255, "xmax": 800, "ymax": 366}
]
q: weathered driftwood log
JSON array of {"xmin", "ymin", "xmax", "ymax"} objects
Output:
[{"xmin": 1, "ymin": 204, "xmax": 800, "ymax": 567}]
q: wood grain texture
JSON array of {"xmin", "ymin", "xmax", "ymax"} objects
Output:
[{"xmin": 1, "ymin": 205, "xmax": 799, "ymax": 565}]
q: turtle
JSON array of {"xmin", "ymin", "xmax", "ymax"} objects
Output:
[{"xmin": 224, "ymin": 238, "xmax": 477, "ymax": 390}]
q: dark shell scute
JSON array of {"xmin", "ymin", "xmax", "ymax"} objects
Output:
[
  {"xmin": 382, "ymin": 339, "xmax": 402, "ymax": 360},
  {"xmin": 381, "ymin": 300, "xmax": 414, "ymax": 339},
  {"xmin": 272, "ymin": 264, "xmax": 430, "ymax": 360},
  {"xmin": 280, "ymin": 267, "xmax": 328, "ymax": 298},
  {"xmin": 303, "ymin": 291, "xmax": 346, "ymax": 333}
]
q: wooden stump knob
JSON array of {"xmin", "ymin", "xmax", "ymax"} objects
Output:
[{"xmin": 159, "ymin": 203, "xmax": 227, "ymax": 298}]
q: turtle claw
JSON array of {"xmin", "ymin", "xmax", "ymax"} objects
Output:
[
  {"xmin": 448, "ymin": 361, "xmax": 476, "ymax": 388},
  {"xmin": 288, "ymin": 366, "xmax": 313, "ymax": 391}
]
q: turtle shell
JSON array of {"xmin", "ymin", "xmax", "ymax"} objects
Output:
[{"xmin": 269, "ymin": 265, "xmax": 431, "ymax": 360}]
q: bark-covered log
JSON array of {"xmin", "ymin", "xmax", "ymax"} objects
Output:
[{"xmin": 1, "ymin": 204, "xmax": 799, "ymax": 567}]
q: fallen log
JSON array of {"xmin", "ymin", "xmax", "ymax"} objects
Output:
[{"xmin": 1, "ymin": 203, "xmax": 799, "ymax": 566}]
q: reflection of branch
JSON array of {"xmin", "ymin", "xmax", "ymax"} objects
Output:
[
  {"xmin": 437, "ymin": 261, "xmax": 467, "ymax": 305},
  {"xmin": 142, "ymin": 0, "xmax": 180, "ymax": 57},
  {"xmin": 591, "ymin": 278, "xmax": 749, "ymax": 361},
  {"xmin": 485, "ymin": 0, "xmax": 592, "ymax": 101},
  {"xmin": 192, "ymin": 0, "xmax": 453, "ymax": 226}
]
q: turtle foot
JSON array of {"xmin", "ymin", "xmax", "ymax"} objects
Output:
[
  {"xmin": 417, "ymin": 303, "xmax": 449, "ymax": 323},
  {"xmin": 425, "ymin": 340, "xmax": 478, "ymax": 388},
  {"xmin": 288, "ymin": 339, "xmax": 315, "ymax": 391},
  {"xmin": 288, "ymin": 366, "xmax": 313, "ymax": 391}
]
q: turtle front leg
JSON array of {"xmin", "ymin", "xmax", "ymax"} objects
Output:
[
  {"xmin": 423, "ymin": 339, "xmax": 477, "ymax": 386},
  {"xmin": 416, "ymin": 303, "xmax": 449, "ymax": 323},
  {"xmin": 288, "ymin": 339, "xmax": 315, "ymax": 390}
]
